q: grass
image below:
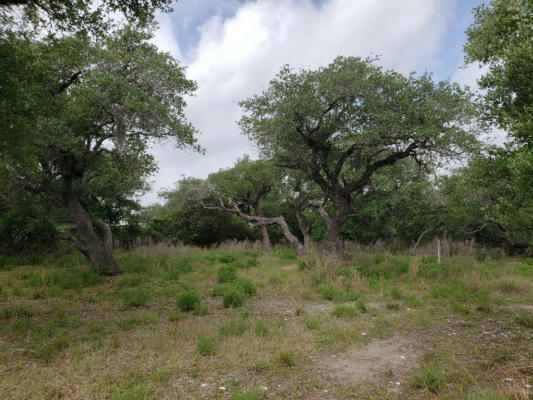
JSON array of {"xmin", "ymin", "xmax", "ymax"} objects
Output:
[{"xmin": 0, "ymin": 247, "xmax": 531, "ymax": 399}]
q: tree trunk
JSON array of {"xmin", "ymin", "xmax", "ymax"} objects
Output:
[
  {"xmin": 295, "ymin": 209, "xmax": 311, "ymax": 252},
  {"xmin": 310, "ymin": 198, "xmax": 347, "ymax": 261},
  {"xmin": 61, "ymin": 183, "xmax": 121, "ymax": 276},
  {"xmin": 255, "ymin": 205, "xmax": 273, "ymax": 251}
]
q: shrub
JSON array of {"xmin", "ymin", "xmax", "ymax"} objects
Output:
[
  {"xmin": 223, "ymin": 286, "xmax": 244, "ymax": 308},
  {"xmin": 196, "ymin": 334, "xmax": 214, "ymax": 356},
  {"xmin": 218, "ymin": 265, "xmax": 237, "ymax": 283},
  {"xmin": 177, "ymin": 290, "xmax": 201, "ymax": 312},
  {"xmin": 121, "ymin": 289, "xmax": 150, "ymax": 309},
  {"xmin": 235, "ymin": 278, "xmax": 256, "ymax": 296},
  {"xmin": 332, "ymin": 305, "xmax": 359, "ymax": 319}
]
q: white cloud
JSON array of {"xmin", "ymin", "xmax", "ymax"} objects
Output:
[{"xmin": 144, "ymin": 0, "xmax": 455, "ymax": 204}]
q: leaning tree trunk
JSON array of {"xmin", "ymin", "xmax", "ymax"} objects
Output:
[
  {"xmin": 61, "ymin": 185, "xmax": 121, "ymax": 276},
  {"xmin": 295, "ymin": 209, "xmax": 311, "ymax": 252},
  {"xmin": 255, "ymin": 205, "xmax": 273, "ymax": 251}
]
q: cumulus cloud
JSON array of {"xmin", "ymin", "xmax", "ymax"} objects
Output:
[{"xmin": 144, "ymin": 0, "xmax": 455, "ymax": 204}]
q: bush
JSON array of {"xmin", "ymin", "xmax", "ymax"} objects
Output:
[
  {"xmin": 196, "ymin": 334, "xmax": 214, "ymax": 356},
  {"xmin": 235, "ymin": 278, "xmax": 256, "ymax": 296},
  {"xmin": 121, "ymin": 289, "xmax": 150, "ymax": 309},
  {"xmin": 177, "ymin": 290, "xmax": 201, "ymax": 312},
  {"xmin": 218, "ymin": 265, "xmax": 237, "ymax": 283},
  {"xmin": 223, "ymin": 286, "xmax": 244, "ymax": 308}
]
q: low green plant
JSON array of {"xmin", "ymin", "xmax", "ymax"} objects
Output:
[
  {"xmin": 303, "ymin": 316, "xmax": 321, "ymax": 330},
  {"xmin": 515, "ymin": 312, "xmax": 533, "ymax": 328},
  {"xmin": 176, "ymin": 290, "xmax": 201, "ymax": 312},
  {"xmin": 276, "ymin": 350, "xmax": 295, "ymax": 366},
  {"xmin": 196, "ymin": 334, "xmax": 214, "ymax": 356},
  {"xmin": 411, "ymin": 364, "xmax": 445, "ymax": 393},
  {"xmin": 235, "ymin": 278, "xmax": 256, "ymax": 296},
  {"xmin": 332, "ymin": 304, "xmax": 359, "ymax": 319},
  {"xmin": 219, "ymin": 315, "xmax": 248, "ymax": 337},
  {"xmin": 253, "ymin": 319, "xmax": 269, "ymax": 337},
  {"xmin": 121, "ymin": 289, "xmax": 150, "ymax": 309},
  {"xmin": 389, "ymin": 287, "xmax": 403, "ymax": 300},
  {"xmin": 223, "ymin": 286, "xmax": 244, "ymax": 308},
  {"xmin": 230, "ymin": 389, "xmax": 265, "ymax": 400},
  {"xmin": 355, "ymin": 297, "xmax": 367, "ymax": 313},
  {"xmin": 218, "ymin": 265, "xmax": 237, "ymax": 283}
]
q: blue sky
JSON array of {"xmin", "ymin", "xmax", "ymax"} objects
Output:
[{"xmin": 145, "ymin": 0, "xmax": 489, "ymax": 204}]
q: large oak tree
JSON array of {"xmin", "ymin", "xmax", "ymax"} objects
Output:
[
  {"xmin": 240, "ymin": 56, "xmax": 479, "ymax": 259},
  {"xmin": 0, "ymin": 27, "xmax": 199, "ymax": 274}
]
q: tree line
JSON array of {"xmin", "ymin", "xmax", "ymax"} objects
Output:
[{"xmin": 0, "ymin": 0, "xmax": 531, "ymax": 275}]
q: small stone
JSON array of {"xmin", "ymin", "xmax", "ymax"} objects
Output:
[
  {"xmin": 361, "ymin": 332, "xmax": 366, "ymax": 335},
  {"xmin": 504, "ymin": 378, "xmax": 513, "ymax": 383},
  {"xmin": 400, "ymin": 355, "xmax": 406, "ymax": 359},
  {"xmin": 201, "ymin": 383, "xmax": 207, "ymax": 388},
  {"xmin": 260, "ymin": 386, "xmax": 268, "ymax": 391},
  {"xmin": 218, "ymin": 386, "xmax": 226, "ymax": 391},
  {"xmin": 524, "ymin": 384, "xmax": 531, "ymax": 388},
  {"xmin": 395, "ymin": 382, "xmax": 401, "ymax": 386}
]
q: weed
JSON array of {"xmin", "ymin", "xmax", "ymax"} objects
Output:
[
  {"xmin": 276, "ymin": 350, "xmax": 296, "ymax": 366},
  {"xmin": 303, "ymin": 316, "xmax": 321, "ymax": 330},
  {"xmin": 332, "ymin": 304, "xmax": 359, "ymax": 319},
  {"xmin": 218, "ymin": 265, "xmax": 237, "ymax": 283},
  {"xmin": 355, "ymin": 297, "xmax": 367, "ymax": 313},
  {"xmin": 253, "ymin": 319, "xmax": 269, "ymax": 337},
  {"xmin": 177, "ymin": 290, "xmax": 201, "ymax": 312},
  {"xmin": 168, "ymin": 310, "xmax": 183, "ymax": 321},
  {"xmin": 276, "ymin": 248, "xmax": 297, "ymax": 260},
  {"xmin": 223, "ymin": 286, "xmax": 244, "ymax": 308},
  {"xmin": 389, "ymin": 287, "xmax": 403, "ymax": 300},
  {"xmin": 235, "ymin": 278, "xmax": 257, "ymax": 296},
  {"xmin": 219, "ymin": 315, "xmax": 248, "ymax": 337},
  {"xmin": 404, "ymin": 295, "xmax": 423, "ymax": 307},
  {"xmin": 116, "ymin": 274, "xmax": 143, "ymax": 288},
  {"xmin": 121, "ymin": 289, "xmax": 150, "ymax": 309},
  {"xmin": 230, "ymin": 389, "xmax": 265, "ymax": 400},
  {"xmin": 386, "ymin": 302, "xmax": 401, "ymax": 310},
  {"xmin": 196, "ymin": 334, "xmax": 214, "ymax": 356},
  {"xmin": 411, "ymin": 364, "xmax": 444, "ymax": 393},
  {"xmin": 1, "ymin": 306, "xmax": 33, "ymax": 319}
]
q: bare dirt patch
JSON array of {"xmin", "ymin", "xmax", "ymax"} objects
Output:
[{"xmin": 318, "ymin": 335, "xmax": 423, "ymax": 387}]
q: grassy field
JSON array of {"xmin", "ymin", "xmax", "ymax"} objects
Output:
[{"xmin": 0, "ymin": 246, "xmax": 532, "ymax": 399}]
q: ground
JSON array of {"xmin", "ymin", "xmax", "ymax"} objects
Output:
[{"xmin": 0, "ymin": 246, "xmax": 532, "ymax": 399}]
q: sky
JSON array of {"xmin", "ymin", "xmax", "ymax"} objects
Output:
[{"xmin": 144, "ymin": 0, "xmax": 489, "ymax": 204}]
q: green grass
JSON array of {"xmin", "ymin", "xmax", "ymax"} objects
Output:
[
  {"xmin": 196, "ymin": 333, "xmax": 215, "ymax": 356},
  {"xmin": 176, "ymin": 290, "xmax": 201, "ymax": 312},
  {"xmin": 331, "ymin": 304, "xmax": 359, "ymax": 319}
]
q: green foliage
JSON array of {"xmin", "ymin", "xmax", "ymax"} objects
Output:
[
  {"xmin": 121, "ymin": 289, "xmax": 150, "ymax": 309},
  {"xmin": 317, "ymin": 284, "xmax": 361, "ymax": 302},
  {"xmin": 196, "ymin": 334, "xmax": 214, "ymax": 356},
  {"xmin": 515, "ymin": 312, "xmax": 533, "ymax": 328},
  {"xmin": 276, "ymin": 350, "xmax": 296, "ymax": 367},
  {"xmin": 303, "ymin": 316, "xmax": 321, "ymax": 330},
  {"xmin": 230, "ymin": 389, "xmax": 265, "ymax": 400},
  {"xmin": 223, "ymin": 286, "xmax": 245, "ymax": 308},
  {"xmin": 176, "ymin": 291, "xmax": 201, "ymax": 312},
  {"xmin": 332, "ymin": 305, "xmax": 359, "ymax": 319},
  {"xmin": 411, "ymin": 364, "xmax": 445, "ymax": 393},
  {"xmin": 219, "ymin": 315, "xmax": 248, "ymax": 337},
  {"xmin": 217, "ymin": 265, "xmax": 237, "ymax": 283},
  {"xmin": 253, "ymin": 320, "xmax": 269, "ymax": 337},
  {"xmin": 235, "ymin": 278, "xmax": 257, "ymax": 296}
]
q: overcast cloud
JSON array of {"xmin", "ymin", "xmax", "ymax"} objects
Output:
[{"xmin": 144, "ymin": 0, "xmax": 484, "ymax": 204}]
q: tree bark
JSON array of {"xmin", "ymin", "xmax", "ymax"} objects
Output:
[
  {"xmin": 254, "ymin": 204, "xmax": 273, "ymax": 251},
  {"xmin": 61, "ymin": 182, "xmax": 121, "ymax": 276},
  {"xmin": 295, "ymin": 209, "xmax": 311, "ymax": 251},
  {"xmin": 309, "ymin": 199, "xmax": 346, "ymax": 260}
]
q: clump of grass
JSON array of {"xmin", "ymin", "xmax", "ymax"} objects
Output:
[
  {"xmin": 116, "ymin": 274, "xmax": 143, "ymax": 289},
  {"xmin": 196, "ymin": 334, "xmax": 214, "ymax": 356},
  {"xmin": 276, "ymin": 248, "xmax": 297, "ymax": 260},
  {"xmin": 411, "ymin": 364, "xmax": 445, "ymax": 393},
  {"xmin": 355, "ymin": 297, "xmax": 367, "ymax": 313},
  {"xmin": 168, "ymin": 310, "xmax": 183, "ymax": 321},
  {"xmin": 230, "ymin": 389, "xmax": 265, "ymax": 400},
  {"xmin": 515, "ymin": 312, "xmax": 533, "ymax": 328},
  {"xmin": 218, "ymin": 265, "xmax": 237, "ymax": 283},
  {"xmin": 235, "ymin": 278, "xmax": 256, "ymax": 296},
  {"xmin": 404, "ymin": 294, "xmax": 423, "ymax": 307},
  {"xmin": 317, "ymin": 284, "xmax": 361, "ymax": 302},
  {"xmin": 223, "ymin": 286, "xmax": 244, "ymax": 308},
  {"xmin": 176, "ymin": 290, "xmax": 201, "ymax": 312},
  {"xmin": 276, "ymin": 350, "xmax": 296, "ymax": 366},
  {"xmin": 303, "ymin": 316, "xmax": 321, "ymax": 330},
  {"xmin": 116, "ymin": 313, "xmax": 159, "ymax": 330},
  {"xmin": 295, "ymin": 306, "xmax": 304, "ymax": 316},
  {"xmin": 332, "ymin": 304, "xmax": 359, "ymax": 319},
  {"xmin": 219, "ymin": 314, "xmax": 248, "ymax": 337},
  {"xmin": 389, "ymin": 287, "xmax": 403, "ymax": 300},
  {"xmin": 253, "ymin": 319, "xmax": 269, "ymax": 337},
  {"xmin": 121, "ymin": 288, "xmax": 150, "ymax": 309}
]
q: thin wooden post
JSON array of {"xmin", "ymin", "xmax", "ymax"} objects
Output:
[{"xmin": 437, "ymin": 237, "xmax": 441, "ymax": 263}]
